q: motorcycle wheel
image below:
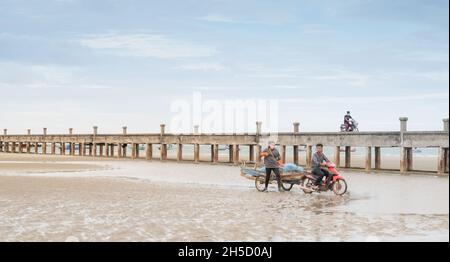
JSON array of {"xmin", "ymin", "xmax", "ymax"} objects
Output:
[
  {"xmin": 255, "ymin": 178, "xmax": 266, "ymax": 192},
  {"xmin": 301, "ymin": 177, "xmax": 314, "ymax": 194},
  {"xmin": 332, "ymin": 179, "xmax": 347, "ymax": 195}
]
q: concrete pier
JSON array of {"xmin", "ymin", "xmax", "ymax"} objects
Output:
[{"xmin": 1, "ymin": 118, "xmax": 448, "ymax": 174}]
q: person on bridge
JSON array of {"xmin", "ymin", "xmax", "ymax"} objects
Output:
[
  {"xmin": 311, "ymin": 143, "xmax": 332, "ymax": 190},
  {"xmin": 260, "ymin": 141, "xmax": 283, "ymax": 192},
  {"xmin": 344, "ymin": 111, "xmax": 354, "ymax": 131}
]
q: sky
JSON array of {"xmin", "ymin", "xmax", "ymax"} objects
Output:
[{"xmin": 0, "ymin": 0, "xmax": 448, "ymax": 134}]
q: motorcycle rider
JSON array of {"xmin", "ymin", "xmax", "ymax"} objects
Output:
[
  {"xmin": 344, "ymin": 111, "xmax": 354, "ymax": 131},
  {"xmin": 311, "ymin": 143, "xmax": 331, "ymax": 190},
  {"xmin": 260, "ymin": 141, "xmax": 283, "ymax": 192}
]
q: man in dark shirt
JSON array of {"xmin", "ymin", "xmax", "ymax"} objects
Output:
[
  {"xmin": 344, "ymin": 111, "xmax": 353, "ymax": 131},
  {"xmin": 260, "ymin": 141, "xmax": 283, "ymax": 192},
  {"xmin": 311, "ymin": 143, "xmax": 331, "ymax": 188}
]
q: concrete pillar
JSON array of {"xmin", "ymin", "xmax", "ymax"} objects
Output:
[
  {"xmin": 306, "ymin": 145, "xmax": 312, "ymax": 169},
  {"xmin": 69, "ymin": 143, "xmax": 74, "ymax": 155},
  {"xmin": 88, "ymin": 143, "xmax": 93, "ymax": 156},
  {"xmin": 256, "ymin": 121, "xmax": 262, "ymax": 144},
  {"xmin": 18, "ymin": 142, "xmax": 23, "ymax": 153},
  {"xmin": 99, "ymin": 144, "xmax": 104, "ymax": 157},
  {"xmin": 256, "ymin": 145, "xmax": 262, "ymax": 165},
  {"xmin": 293, "ymin": 145, "xmax": 299, "ymax": 165},
  {"xmin": 131, "ymin": 143, "xmax": 137, "ymax": 159},
  {"xmin": 228, "ymin": 145, "xmax": 234, "ymax": 163},
  {"xmin": 69, "ymin": 128, "xmax": 73, "ymax": 135},
  {"xmin": 160, "ymin": 144, "xmax": 167, "ymax": 161},
  {"xmin": 194, "ymin": 125, "xmax": 199, "ymax": 134},
  {"xmin": 194, "ymin": 144, "xmax": 200, "ymax": 163},
  {"xmin": 43, "ymin": 128, "xmax": 47, "ymax": 136},
  {"xmin": 280, "ymin": 145, "xmax": 286, "ymax": 164},
  {"xmin": 117, "ymin": 143, "xmax": 123, "ymax": 158},
  {"xmin": 160, "ymin": 124, "xmax": 165, "ymax": 136},
  {"xmin": 293, "ymin": 122, "xmax": 300, "ymax": 133},
  {"xmin": 3, "ymin": 129, "xmax": 7, "ymax": 135},
  {"xmin": 437, "ymin": 147, "xmax": 446, "ymax": 174},
  {"xmin": 93, "ymin": 126, "xmax": 98, "ymax": 136},
  {"xmin": 27, "ymin": 129, "xmax": 31, "ymax": 135},
  {"xmin": 79, "ymin": 143, "xmax": 84, "ymax": 156},
  {"xmin": 5, "ymin": 142, "xmax": 9, "ymax": 153},
  {"xmin": 443, "ymin": 118, "xmax": 449, "ymax": 132},
  {"xmin": 210, "ymin": 145, "xmax": 215, "ymax": 162},
  {"xmin": 400, "ymin": 147, "xmax": 407, "ymax": 173},
  {"xmin": 407, "ymin": 148, "xmax": 413, "ymax": 171},
  {"xmin": 345, "ymin": 146, "xmax": 351, "ymax": 168},
  {"xmin": 233, "ymin": 144, "xmax": 240, "ymax": 165},
  {"xmin": 105, "ymin": 144, "xmax": 110, "ymax": 157},
  {"xmin": 175, "ymin": 144, "xmax": 182, "ymax": 162},
  {"xmin": 375, "ymin": 147, "xmax": 381, "ymax": 169},
  {"xmin": 61, "ymin": 142, "xmax": 65, "ymax": 155},
  {"xmin": 399, "ymin": 117, "xmax": 408, "ymax": 132},
  {"xmin": 42, "ymin": 143, "xmax": 47, "ymax": 154},
  {"xmin": 213, "ymin": 144, "xmax": 219, "ymax": 163},
  {"xmin": 92, "ymin": 143, "xmax": 97, "ymax": 157},
  {"xmin": 51, "ymin": 143, "xmax": 56, "ymax": 155},
  {"xmin": 334, "ymin": 146, "xmax": 341, "ymax": 168},
  {"xmin": 123, "ymin": 126, "xmax": 127, "ymax": 135},
  {"xmin": 34, "ymin": 143, "xmax": 39, "ymax": 154},
  {"xmin": 11, "ymin": 142, "xmax": 16, "ymax": 153},
  {"xmin": 110, "ymin": 144, "xmax": 115, "ymax": 157},
  {"xmin": 122, "ymin": 144, "xmax": 127, "ymax": 157},
  {"xmin": 249, "ymin": 145, "xmax": 255, "ymax": 162},
  {"xmin": 146, "ymin": 144, "xmax": 153, "ymax": 160},
  {"xmin": 365, "ymin": 146, "xmax": 372, "ymax": 172}
]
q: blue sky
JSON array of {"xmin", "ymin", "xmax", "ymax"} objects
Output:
[{"xmin": 0, "ymin": 0, "xmax": 448, "ymax": 134}]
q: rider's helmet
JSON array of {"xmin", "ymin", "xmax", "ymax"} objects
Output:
[{"xmin": 346, "ymin": 111, "xmax": 350, "ymax": 114}]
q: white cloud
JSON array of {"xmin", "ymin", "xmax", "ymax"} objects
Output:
[
  {"xmin": 197, "ymin": 14, "xmax": 282, "ymax": 25},
  {"xmin": 173, "ymin": 62, "xmax": 227, "ymax": 72},
  {"xmin": 79, "ymin": 33, "xmax": 218, "ymax": 59}
]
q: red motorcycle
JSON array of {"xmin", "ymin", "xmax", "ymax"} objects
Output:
[{"xmin": 301, "ymin": 162, "xmax": 348, "ymax": 195}]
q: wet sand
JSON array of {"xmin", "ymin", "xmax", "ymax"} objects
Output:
[{"xmin": 0, "ymin": 153, "xmax": 448, "ymax": 242}]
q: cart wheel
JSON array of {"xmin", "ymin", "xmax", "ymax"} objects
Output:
[
  {"xmin": 255, "ymin": 178, "xmax": 266, "ymax": 192},
  {"xmin": 281, "ymin": 182, "xmax": 294, "ymax": 191},
  {"xmin": 301, "ymin": 177, "xmax": 314, "ymax": 194}
]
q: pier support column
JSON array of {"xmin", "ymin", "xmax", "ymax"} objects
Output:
[
  {"xmin": 61, "ymin": 143, "xmax": 66, "ymax": 155},
  {"xmin": 334, "ymin": 146, "xmax": 341, "ymax": 168},
  {"xmin": 110, "ymin": 144, "xmax": 115, "ymax": 157},
  {"xmin": 79, "ymin": 143, "xmax": 84, "ymax": 156},
  {"xmin": 51, "ymin": 143, "xmax": 56, "ymax": 155},
  {"xmin": 365, "ymin": 147, "xmax": 372, "ymax": 172},
  {"xmin": 34, "ymin": 143, "xmax": 39, "ymax": 154},
  {"xmin": 344, "ymin": 146, "xmax": 351, "ymax": 168},
  {"xmin": 99, "ymin": 144, "xmax": 104, "ymax": 157},
  {"xmin": 280, "ymin": 145, "xmax": 286, "ymax": 164},
  {"xmin": 131, "ymin": 143, "xmax": 137, "ymax": 159},
  {"xmin": 122, "ymin": 144, "xmax": 127, "ymax": 158},
  {"xmin": 438, "ymin": 147, "xmax": 448, "ymax": 175},
  {"xmin": 160, "ymin": 144, "xmax": 167, "ymax": 161},
  {"xmin": 105, "ymin": 144, "xmax": 110, "ymax": 157},
  {"xmin": 293, "ymin": 145, "xmax": 299, "ymax": 165},
  {"xmin": 374, "ymin": 147, "xmax": 381, "ymax": 169},
  {"xmin": 194, "ymin": 144, "xmax": 200, "ymax": 163},
  {"xmin": 42, "ymin": 143, "xmax": 46, "ymax": 154},
  {"xmin": 228, "ymin": 145, "xmax": 234, "ymax": 163},
  {"xmin": 70, "ymin": 143, "xmax": 75, "ymax": 155},
  {"xmin": 400, "ymin": 147, "xmax": 412, "ymax": 173},
  {"xmin": 177, "ymin": 144, "xmax": 183, "ymax": 162},
  {"xmin": 11, "ymin": 142, "xmax": 16, "ymax": 153},
  {"xmin": 18, "ymin": 142, "xmax": 23, "ymax": 153},
  {"xmin": 210, "ymin": 145, "xmax": 214, "ymax": 162},
  {"xmin": 213, "ymin": 144, "xmax": 219, "ymax": 163},
  {"xmin": 92, "ymin": 143, "xmax": 97, "ymax": 157},
  {"xmin": 146, "ymin": 144, "xmax": 153, "ymax": 160},
  {"xmin": 5, "ymin": 142, "xmax": 10, "ymax": 153},
  {"xmin": 306, "ymin": 145, "xmax": 312, "ymax": 169},
  {"xmin": 26, "ymin": 142, "xmax": 31, "ymax": 154},
  {"xmin": 233, "ymin": 144, "xmax": 240, "ymax": 165},
  {"xmin": 249, "ymin": 145, "xmax": 255, "ymax": 163},
  {"xmin": 117, "ymin": 144, "xmax": 123, "ymax": 158},
  {"xmin": 256, "ymin": 145, "xmax": 262, "ymax": 165}
]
